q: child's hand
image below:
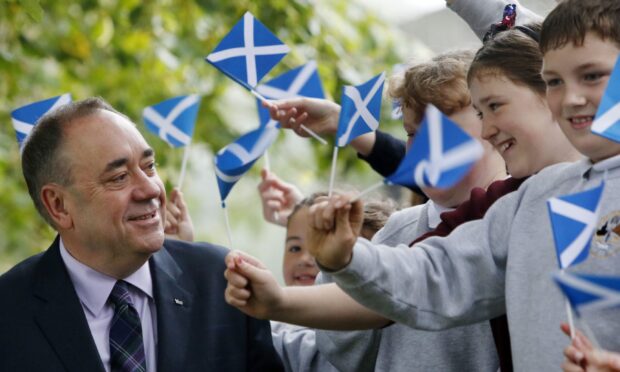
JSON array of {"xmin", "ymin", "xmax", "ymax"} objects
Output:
[
  {"xmin": 306, "ymin": 194, "xmax": 364, "ymax": 271},
  {"xmin": 560, "ymin": 323, "xmax": 620, "ymax": 372},
  {"xmin": 224, "ymin": 251, "xmax": 285, "ymax": 319},
  {"xmin": 258, "ymin": 169, "xmax": 303, "ymax": 226},
  {"xmin": 263, "ymin": 97, "xmax": 340, "ymax": 138},
  {"xmin": 164, "ymin": 188, "xmax": 194, "ymax": 242}
]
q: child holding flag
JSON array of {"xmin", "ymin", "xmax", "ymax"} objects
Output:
[{"xmin": 224, "ymin": 0, "xmax": 620, "ymax": 369}]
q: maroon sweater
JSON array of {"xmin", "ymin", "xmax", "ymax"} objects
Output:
[{"xmin": 411, "ymin": 176, "xmax": 528, "ymax": 372}]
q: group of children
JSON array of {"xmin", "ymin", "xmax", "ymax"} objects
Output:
[{"xmin": 217, "ymin": 0, "xmax": 620, "ymax": 371}]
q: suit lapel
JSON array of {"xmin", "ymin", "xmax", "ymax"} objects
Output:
[
  {"xmin": 151, "ymin": 244, "xmax": 194, "ymax": 372},
  {"xmin": 33, "ymin": 237, "xmax": 106, "ymax": 372}
]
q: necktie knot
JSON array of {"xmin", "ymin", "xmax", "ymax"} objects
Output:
[{"xmin": 109, "ymin": 280, "xmax": 134, "ymax": 308}]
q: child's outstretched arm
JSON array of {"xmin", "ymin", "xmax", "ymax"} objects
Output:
[
  {"xmin": 264, "ymin": 97, "xmax": 377, "ymax": 156},
  {"xmin": 224, "ymin": 250, "xmax": 389, "ymax": 330}
]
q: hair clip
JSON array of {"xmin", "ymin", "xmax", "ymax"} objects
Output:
[{"xmin": 483, "ymin": 4, "xmax": 517, "ymax": 42}]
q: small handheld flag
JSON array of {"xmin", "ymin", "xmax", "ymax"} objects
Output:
[
  {"xmin": 206, "ymin": 11, "xmax": 290, "ymax": 91},
  {"xmin": 591, "ymin": 55, "xmax": 620, "ymax": 143},
  {"xmin": 547, "ymin": 182, "xmax": 605, "ymax": 269},
  {"xmin": 214, "ymin": 124, "xmax": 279, "ymax": 202},
  {"xmin": 256, "ymin": 61, "xmax": 325, "ymax": 128},
  {"xmin": 385, "ymin": 105, "xmax": 484, "ymax": 189},
  {"xmin": 553, "ymin": 272, "xmax": 620, "ymax": 316},
  {"xmin": 143, "ymin": 95, "xmax": 201, "ymax": 148},
  {"xmin": 336, "ymin": 72, "xmax": 385, "ymax": 147},
  {"xmin": 11, "ymin": 94, "xmax": 72, "ymax": 147}
]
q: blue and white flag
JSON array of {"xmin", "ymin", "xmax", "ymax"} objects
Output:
[
  {"xmin": 547, "ymin": 182, "xmax": 605, "ymax": 269},
  {"xmin": 336, "ymin": 72, "xmax": 385, "ymax": 147},
  {"xmin": 256, "ymin": 61, "xmax": 325, "ymax": 128},
  {"xmin": 386, "ymin": 105, "xmax": 484, "ymax": 189},
  {"xmin": 206, "ymin": 12, "xmax": 290, "ymax": 91},
  {"xmin": 11, "ymin": 93, "xmax": 72, "ymax": 147},
  {"xmin": 143, "ymin": 95, "xmax": 201, "ymax": 148},
  {"xmin": 553, "ymin": 272, "xmax": 620, "ymax": 316},
  {"xmin": 214, "ymin": 124, "xmax": 279, "ymax": 201},
  {"xmin": 592, "ymin": 55, "xmax": 620, "ymax": 143}
]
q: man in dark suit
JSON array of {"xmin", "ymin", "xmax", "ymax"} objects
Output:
[{"xmin": 0, "ymin": 97, "xmax": 283, "ymax": 372}]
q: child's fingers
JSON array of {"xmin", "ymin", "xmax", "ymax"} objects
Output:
[{"xmin": 224, "ymin": 268, "xmax": 249, "ymax": 288}]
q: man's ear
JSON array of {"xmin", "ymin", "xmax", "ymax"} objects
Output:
[{"xmin": 41, "ymin": 184, "xmax": 73, "ymax": 230}]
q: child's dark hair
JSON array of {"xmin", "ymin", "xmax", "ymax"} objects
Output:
[
  {"xmin": 468, "ymin": 23, "xmax": 545, "ymax": 96},
  {"xmin": 540, "ymin": 0, "xmax": 620, "ymax": 54}
]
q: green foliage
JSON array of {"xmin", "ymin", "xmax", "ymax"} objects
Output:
[{"xmin": 0, "ymin": 0, "xmax": 406, "ymax": 271}]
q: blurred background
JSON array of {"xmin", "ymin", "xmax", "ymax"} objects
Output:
[{"xmin": 0, "ymin": 0, "xmax": 555, "ymax": 280}]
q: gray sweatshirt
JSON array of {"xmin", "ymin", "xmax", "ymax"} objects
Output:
[
  {"xmin": 328, "ymin": 157, "xmax": 620, "ymax": 371},
  {"xmin": 449, "ymin": 0, "xmax": 543, "ymax": 39},
  {"xmin": 316, "ymin": 202, "xmax": 499, "ymax": 371}
]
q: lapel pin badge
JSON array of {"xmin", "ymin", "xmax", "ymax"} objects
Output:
[{"xmin": 174, "ymin": 298, "xmax": 184, "ymax": 306}]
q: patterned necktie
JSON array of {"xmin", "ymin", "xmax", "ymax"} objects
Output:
[{"xmin": 108, "ymin": 280, "xmax": 147, "ymax": 372}]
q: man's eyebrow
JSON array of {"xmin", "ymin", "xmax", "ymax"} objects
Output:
[
  {"xmin": 286, "ymin": 236, "xmax": 301, "ymax": 243},
  {"xmin": 104, "ymin": 148, "xmax": 155, "ymax": 173},
  {"xmin": 104, "ymin": 157, "xmax": 128, "ymax": 173},
  {"xmin": 143, "ymin": 148, "xmax": 155, "ymax": 159}
]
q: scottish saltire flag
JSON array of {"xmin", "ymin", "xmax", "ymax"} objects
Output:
[
  {"xmin": 11, "ymin": 94, "xmax": 72, "ymax": 147},
  {"xmin": 214, "ymin": 124, "xmax": 279, "ymax": 201},
  {"xmin": 256, "ymin": 61, "xmax": 325, "ymax": 128},
  {"xmin": 592, "ymin": 55, "xmax": 620, "ymax": 142},
  {"xmin": 336, "ymin": 72, "xmax": 385, "ymax": 147},
  {"xmin": 547, "ymin": 182, "xmax": 605, "ymax": 269},
  {"xmin": 206, "ymin": 12, "xmax": 290, "ymax": 91},
  {"xmin": 553, "ymin": 272, "xmax": 620, "ymax": 316},
  {"xmin": 143, "ymin": 95, "xmax": 201, "ymax": 148},
  {"xmin": 386, "ymin": 105, "xmax": 484, "ymax": 189}
]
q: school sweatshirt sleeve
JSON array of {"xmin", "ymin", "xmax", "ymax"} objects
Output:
[
  {"xmin": 329, "ymin": 190, "xmax": 524, "ymax": 331},
  {"xmin": 449, "ymin": 0, "xmax": 543, "ymax": 40},
  {"xmin": 313, "ymin": 273, "xmax": 381, "ymax": 372}
]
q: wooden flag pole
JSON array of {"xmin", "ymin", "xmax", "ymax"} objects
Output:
[
  {"xmin": 560, "ymin": 270, "xmax": 577, "ymax": 340},
  {"xmin": 350, "ymin": 181, "xmax": 384, "ymax": 203},
  {"xmin": 328, "ymin": 146, "xmax": 339, "ymax": 197},
  {"xmin": 221, "ymin": 201, "xmax": 234, "ymax": 250},
  {"xmin": 251, "ymin": 89, "xmax": 327, "ymax": 145},
  {"xmin": 178, "ymin": 144, "xmax": 190, "ymax": 190}
]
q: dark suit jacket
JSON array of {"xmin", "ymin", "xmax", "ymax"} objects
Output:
[{"xmin": 0, "ymin": 237, "xmax": 283, "ymax": 372}]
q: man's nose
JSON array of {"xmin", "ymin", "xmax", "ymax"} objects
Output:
[{"xmin": 133, "ymin": 172, "xmax": 162, "ymax": 201}]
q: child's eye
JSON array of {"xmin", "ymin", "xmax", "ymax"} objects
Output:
[
  {"xmin": 489, "ymin": 103, "xmax": 501, "ymax": 111},
  {"xmin": 288, "ymin": 245, "xmax": 301, "ymax": 253},
  {"xmin": 583, "ymin": 72, "xmax": 605, "ymax": 82},
  {"xmin": 476, "ymin": 110, "xmax": 483, "ymax": 120},
  {"xmin": 544, "ymin": 78, "xmax": 562, "ymax": 87}
]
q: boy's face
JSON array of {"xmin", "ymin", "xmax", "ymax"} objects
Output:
[{"xmin": 542, "ymin": 33, "xmax": 620, "ymax": 162}]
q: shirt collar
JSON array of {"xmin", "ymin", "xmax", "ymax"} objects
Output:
[
  {"xmin": 581, "ymin": 153, "xmax": 620, "ymax": 179},
  {"xmin": 426, "ymin": 200, "xmax": 453, "ymax": 229},
  {"xmin": 59, "ymin": 238, "xmax": 154, "ymax": 317}
]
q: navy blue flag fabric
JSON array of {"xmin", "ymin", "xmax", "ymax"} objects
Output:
[
  {"xmin": 11, "ymin": 94, "xmax": 72, "ymax": 147},
  {"xmin": 214, "ymin": 124, "xmax": 279, "ymax": 201},
  {"xmin": 142, "ymin": 95, "xmax": 201, "ymax": 148},
  {"xmin": 547, "ymin": 182, "xmax": 605, "ymax": 269},
  {"xmin": 592, "ymin": 55, "xmax": 620, "ymax": 142},
  {"xmin": 256, "ymin": 61, "xmax": 325, "ymax": 128},
  {"xmin": 206, "ymin": 11, "xmax": 289, "ymax": 91},
  {"xmin": 336, "ymin": 72, "xmax": 385, "ymax": 147},
  {"xmin": 553, "ymin": 272, "xmax": 620, "ymax": 316},
  {"xmin": 386, "ymin": 104, "xmax": 483, "ymax": 189}
]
